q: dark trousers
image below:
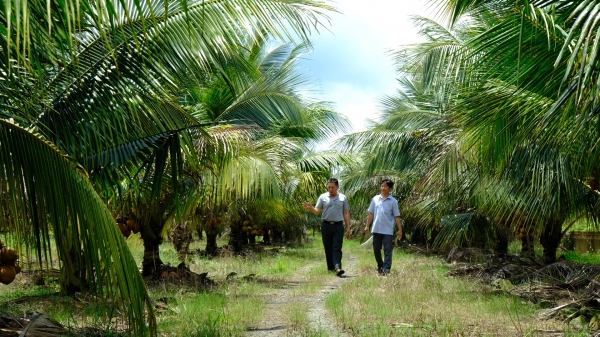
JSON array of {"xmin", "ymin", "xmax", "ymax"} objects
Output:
[
  {"xmin": 321, "ymin": 221, "xmax": 344, "ymax": 270},
  {"xmin": 373, "ymin": 233, "xmax": 394, "ymax": 270}
]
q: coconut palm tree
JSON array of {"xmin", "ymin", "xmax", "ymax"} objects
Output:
[
  {"xmin": 346, "ymin": 0, "xmax": 600, "ymax": 263},
  {"xmin": 424, "ymin": 0, "xmax": 600, "ymax": 262},
  {"xmin": 0, "ymin": 0, "xmax": 334, "ymax": 333},
  {"xmin": 168, "ymin": 37, "xmax": 350, "ymax": 254}
]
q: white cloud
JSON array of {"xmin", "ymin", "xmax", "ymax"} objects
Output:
[
  {"xmin": 300, "ymin": 0, "xmax": 430, "ymax": 144},
  {"xmin": 326, "ymin": 82, "xmax": 381, "ymax": 132}
]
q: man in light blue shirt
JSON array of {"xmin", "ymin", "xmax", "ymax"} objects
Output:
[{"xmin": 364, "ymin": 179, "xmax": 402, "ymax": 275}]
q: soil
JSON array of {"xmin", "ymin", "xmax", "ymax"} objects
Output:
[{"xmin": 245, "ymin": 255, "xmax": 357, "ymax": 337}]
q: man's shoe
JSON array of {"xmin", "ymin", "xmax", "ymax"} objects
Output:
[
  {"xmin": 377, "ymin": 267, "xmax": 383, "ymax": 275},
  {"xmin": 335, "ymin": 268, "xmax": 345, "ymax": 277},
  {"xmin": 381, "ymin": 268, "xmax": 390, "ymax": 276}
]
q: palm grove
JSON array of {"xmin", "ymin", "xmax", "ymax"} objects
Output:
[{"xmin": 1, "ymin": 0, "xmax": 599, "ymax": 335}]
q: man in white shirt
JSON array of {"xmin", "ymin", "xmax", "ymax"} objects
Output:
[
  {"xmin": 303, "ymin": 178, "xmax": 351, "ymax": 277},
  {"xmin": 364, "ymin": 179, "xmax": 402, "ymax": 275}
]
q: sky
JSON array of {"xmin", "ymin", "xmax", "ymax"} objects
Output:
[{"xmin": 298, "ymin": 0, "xmax": 434, "ymax": 140}]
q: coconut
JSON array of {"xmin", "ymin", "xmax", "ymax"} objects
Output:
[
  {"xmin": 126, "ymin": 219, "xmax": 137, "ymax": 230},
  {"xmin": 161, "ymin": 271, "xmax": 169, "ymax": 279},
  {"xmin": 169, "ymin": 272, "xmax": 177, "ymax": 279},
  {"xmin": 122, "ymin": 228, "xmax": 131, "ymax": 237},
  {"xmin": 251, "ymin": 230, "xmax": 258, "ymax": 236},
  {"xmin": 243, "ymin": 221, "xmax": 250, "ymax": 226},
  {"xmin": 0, "ymin": 266, "xmax": 16, "ymax": 284},
  {"xmin": 591, "ymin": 178, "xmax": 600, "ymax": 191},
  {"xmin": 0, "ymin": 248, "xmax": 18, "ymax": 265}
]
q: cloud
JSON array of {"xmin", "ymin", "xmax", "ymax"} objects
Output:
[
  {"xmin": 326, "ymin": 82, "xmax": 382, "ymax": 132},
  {"xmin": 298, "ymin": 0, "xmax": 430, "ymax": 143}
]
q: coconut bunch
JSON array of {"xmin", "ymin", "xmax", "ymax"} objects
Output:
[
  {"xmin": 511, "ymin": 212, "xmax": 535, "ymax": 241},
  {"xmin": 0, "ymin": 241, "xmax": 21, "ymax": 285},
  {"xmin": 242, "ymin": 220, "xmax": 264, "ymax": 237},
  {"xmin": 117, "ymin": 218, "xmax": 141, "ymax": 238}
]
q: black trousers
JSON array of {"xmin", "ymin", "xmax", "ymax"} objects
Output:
[
  {"xmin": 321, "ymin": 221, "xmax": 344, "ymax": 270},
  {"xmin": 373, "ymin": 233, "xmax": 394, "ymax": 270}
]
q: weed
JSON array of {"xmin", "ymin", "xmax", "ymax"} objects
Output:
[{"xmin": 564, "ymin": 251, "xmax": 600, "ymax": 265}]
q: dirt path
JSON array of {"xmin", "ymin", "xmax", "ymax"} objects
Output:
[{"xmin": 245, "ymin": 254, "xmax": 357, "ymax": 337}]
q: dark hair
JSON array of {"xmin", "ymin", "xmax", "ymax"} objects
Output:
[
  {"xmin": 381, "ymin": 178, "xmax": 394, "ymax": 189},
  {"xmin": 327, "ymin": 178, "xmax": 339, "ymax": 186}
]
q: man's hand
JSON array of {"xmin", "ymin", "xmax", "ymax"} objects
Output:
[
  {"xmin": 364, "ymin": 226, "xmax": 369, "ymax": 235},
  {"xmin": 346, "ymin": 229, "xmax": 351, "ymax": 239},
  {"xmin": 397, "ymin": 231, "xmax": 403, "ymax": 238},
  {"xmin": 302, "ymin": 201, "xmax": 313, "ymax": 209}
]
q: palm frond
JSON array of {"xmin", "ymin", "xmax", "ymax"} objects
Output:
[{"xmin": 0, "ymin": 120, "xmax": 155, "ymax": 335}]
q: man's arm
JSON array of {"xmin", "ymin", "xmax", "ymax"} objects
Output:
[
  {"xmin": 395, "ymin": 216, "xmax": 403, "ymax": 237},
  {"xmin": 344, "ymin": 210, "xmax": 351, "ymax": 239},
  {"xmin": 302, "ymin": 201, "xmax": 322, "ymax": 216},
  {"xmin": 364, "ymin": 212, "xmax": 374, "ymax": 234}
]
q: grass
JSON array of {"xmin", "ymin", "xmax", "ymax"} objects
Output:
[
  {"xmin": 563, "ymin": 251, "xmax": 600, "ymax": 265},
  {"xmin": 0, "ymin": 235, "xmax": 585, "ymax": 336},
  {"xmin": 325, "ymin": 244, "xmax": 564, "ymax": 336},
  {"xmin": 147, "ymin": 238, "xmax": 325, "ymax": 336}
]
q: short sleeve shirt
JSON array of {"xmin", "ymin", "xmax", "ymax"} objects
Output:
[
  {"xmin": 315, "ymin": 192, "xmax": 350, "ymax": 222},
  {"xmin": 368, "ymin": 194, "xmax": 401, "ymax": 235}
]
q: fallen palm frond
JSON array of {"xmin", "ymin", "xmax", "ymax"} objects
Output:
[{"xmin": 445, "ymin": 250, "xmax": 600, "ymax": 325}]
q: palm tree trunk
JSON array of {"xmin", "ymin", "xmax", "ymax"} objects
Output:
[
  {"xmin": 520, "ymin": 235, "xmax": 534, "ymax": 259},
  {"xmin": 60, "ymin": 248, "xmax": 85, "ymax": 294},
  {"xmin": 271, "ymin": 229, "xmax": 283, "ymax": 245},
  {"xmin": 206, "ymin": 231, "xmax": 218, "ymax": 256},
  {"xmin": 540, "ymin": 219, "xmax": 563, "ymax": 264},
  {"xmin": 170, "ymin": 221, "xmax": 192, "ymax": 261},
  {"xmin": 496, "ymin": 235, "xmax": 509, "ymax": 257},
  {"xmin": 142, "ymin": 240, "xmax": 163, "ymax": 276},
  {"xmin": 228, "ymin": 220, "xmax": 251, "ymax": 252}
]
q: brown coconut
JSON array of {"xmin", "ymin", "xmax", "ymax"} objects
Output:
[
  {"xmin": 126, "ymin": 219, "xmax": 136, "ymax": 230},
  {"xmin": 591, "ymin": 178, "xmax": 600, "ymax": 191},
  {"xmin": 0, "ymin": 266, "xmax": 16, "ymax": 284},
  {"xmin": 0, "ymin": 248, "xmax": 18, "ymax": 265}
]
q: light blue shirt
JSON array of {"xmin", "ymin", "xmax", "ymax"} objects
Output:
[
  {"xmin": 368, "ymin": 194, "xmax": 401, "ymax": 235},
  {"xmin": 316, "ymin": 192, "xmax": 350, "ymax": 222}
]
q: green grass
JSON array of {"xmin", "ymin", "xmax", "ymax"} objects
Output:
[
  {"xmin": 0, "ymin": 234, "xmax": 584, "ymax": 336},
  {"xmin": 325, "ymin": 243, "xmax": 561, "ymax": 336},
  {"xmin": 563, "ymin": 251, "xmax": 600, "ymax": 265},
  {"xmin": 153, "ymin": 289, "xmax": 262, "ymax": 336},
  {"xmin": 149, "ymin": 238, "xmax": 326, "ymax": 336}
]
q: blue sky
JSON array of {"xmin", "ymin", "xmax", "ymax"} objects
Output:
[{"xmin": 298, "ymin": 0, "xmax": 432, "ymax": 137}]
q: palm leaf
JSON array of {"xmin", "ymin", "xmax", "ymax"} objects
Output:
[{"xmin": 0, "ymin": 120, "xmax": 156, "ymax": 335}]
